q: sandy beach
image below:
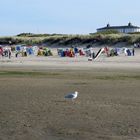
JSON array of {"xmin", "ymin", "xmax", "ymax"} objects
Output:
[
  {"xmin": 0, "ymin": 47, "xmax": 140, "ymax": 140},
  {"xmin": 0, "ymin": 48, "xmax": 140, "ymax": 70}
]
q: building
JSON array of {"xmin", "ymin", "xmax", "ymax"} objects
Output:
[{"xmin": 97, "ymin": 23, "xmax": 140, "ymax": 33}]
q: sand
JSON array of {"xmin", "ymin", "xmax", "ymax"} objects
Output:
[
  {"xmin": 0, "ymin": 48, "xmax": 140, "ymax": 140},
  {"xmin": 0, "ymin": 48, "xmax": 140, "ymax": 70}
]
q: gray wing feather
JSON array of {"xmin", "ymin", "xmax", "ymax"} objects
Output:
[{"xmin": 65, "ymin": 94, "xmax": 74, "ymax": 99}]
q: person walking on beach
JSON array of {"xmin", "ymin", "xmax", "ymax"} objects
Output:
[
  {"xmin": 132, "ymin": 47, "xmax": 135, "ymax": 56},
  {"xmin": 0, "ymin": 47, "xmax": 3, "ymax": 57},
  {"xmin": 8, "ymin": 49, "xmax": 11, "ymax": 59}
]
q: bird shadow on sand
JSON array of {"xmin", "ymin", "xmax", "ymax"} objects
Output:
[
  {"xmin": 52, "ymin": 100, "xmax": 78, "ymax": 105},
  {"xmin": 52, "ymin": 100, "xmax": 66, "ymax": 103}
]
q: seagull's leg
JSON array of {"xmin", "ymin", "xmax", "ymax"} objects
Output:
[
  {"xmin": 71, "ymin": 98, "xmax": 73, "ymax": 103},
  {"xmin": 72, "ymin": 99, "xmax": 75, "ymax": 104}
]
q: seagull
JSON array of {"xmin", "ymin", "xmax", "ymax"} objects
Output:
[{"xmin": 65, "ymin": 91, "xmax": 78, "ymax": 100}]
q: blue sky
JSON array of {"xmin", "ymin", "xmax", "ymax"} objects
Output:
[{"xmin": 0, "ymin": 0, "xmax": 140, "ymax": 36}]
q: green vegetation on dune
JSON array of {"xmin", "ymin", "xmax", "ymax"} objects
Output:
[{"xmin": 1, "ymin": 32, "xmax": 140, "ymax": 46}]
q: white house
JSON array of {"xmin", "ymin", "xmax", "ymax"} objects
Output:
[{"xmin": 97, "ymin": 23, "xmax": 140, "ymax": 33}]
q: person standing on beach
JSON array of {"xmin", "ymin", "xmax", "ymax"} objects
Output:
[
  {"xmin": 132, "ymin": 47, "xmax": 135, "ymax": 56},
  {"xmin": 8, "ymin": 49, "xmax": 11, "ymax": 59},
  {"xmin": 0, "ymin": 47, "xmax": 3, "ymax": 57}
]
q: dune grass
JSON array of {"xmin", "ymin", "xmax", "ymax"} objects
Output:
[{"xmin": 1, "ymin": 33, "xmax": 140, "ymax": 46}]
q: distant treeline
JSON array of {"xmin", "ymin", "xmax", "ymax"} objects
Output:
[{"xmin": 1, "ymin": 31, "xmax": 140, "ymax": 46}]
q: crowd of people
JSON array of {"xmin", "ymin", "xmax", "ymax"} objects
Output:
[
  {"xmin": 0, "ymin": 45, "xmax": 53, "ymax": 59},
  {"xmin": 0, "ymin": 45, "xmax": 136, "ymax": 60},
  {"xmin": 57, "ymin": 47, "xmax": 85, "ymax": 57},
  {"xmin": 0, "ymin": 47, "xmax": 12, "ymax": 59}
]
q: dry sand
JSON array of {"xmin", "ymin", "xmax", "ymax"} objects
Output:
[
  {"xmin": 0, "ymin": 48, "xmax": 140, "ymax": 140},
  {"xmin": 0, "ymin": 48, "xmax": 140, "ymax": 70}
]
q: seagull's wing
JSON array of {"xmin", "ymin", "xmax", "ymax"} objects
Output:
[{"xmin": 65, "ymin": 93, "xmax": 74, "ymax": 99}]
